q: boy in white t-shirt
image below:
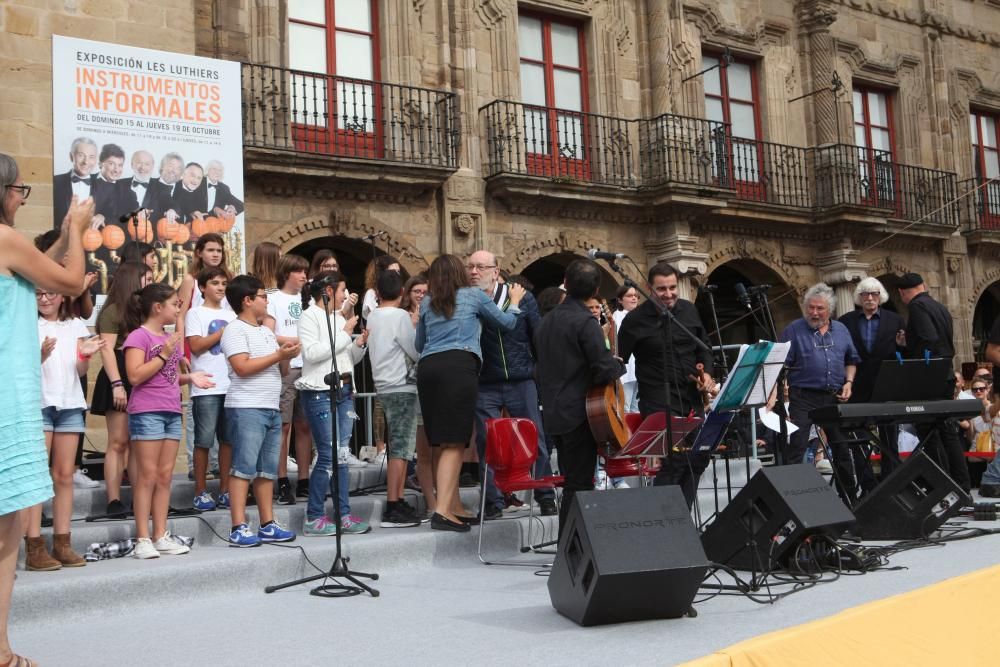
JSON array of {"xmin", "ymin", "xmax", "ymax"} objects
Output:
[
  {"xmin": 185, "ymin": 267, "xmax": 236, "ymax": 512},
  {"xmin": 264, "ymin": 254, "xmax": 312, "ymax": 505}
]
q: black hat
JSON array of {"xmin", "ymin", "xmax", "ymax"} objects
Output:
[{"xmin": 897, "ymin": 273, "xmax": 924, "ymax": 289}]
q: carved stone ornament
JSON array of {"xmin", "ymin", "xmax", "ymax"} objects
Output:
[
  {"xmin": 947, "ymin": 256, "xmax": 962, "ymax": 274},
  {"xmin": 453, "ymin": 213, "xmax": 476, "ymax": 236}
]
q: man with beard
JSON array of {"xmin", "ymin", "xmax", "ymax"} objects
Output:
[{"xmin": 618, "ymin": 262, "xmax": 715, "ymax": 509}]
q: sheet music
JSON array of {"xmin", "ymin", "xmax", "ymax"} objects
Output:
[
  {"xmin": 711, "ymin": 341, "xmax": 790, "ymax": 411},
  {"xmin": 747, "ymin": 341, "xmax": 790, "ymax": 406}
]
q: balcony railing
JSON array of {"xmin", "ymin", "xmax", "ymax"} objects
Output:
[
  {"xmin": 481, "ymin": 100, "xmax": 637, "ymax": 187},
  {"xmin": 481, "ymin": 101, "xmax": 958, "ymax": 227},
  {"xmin": 960, "ymin": 177, "xmax": 1000, "ymax": 231},
  {"xmin": 242, "ymin": 63, "xmax": 458, "ymax": 169}
]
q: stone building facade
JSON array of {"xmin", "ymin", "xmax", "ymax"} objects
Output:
[{"xmin": 5, "ymin": 0, "xmax": 1000, "ymax": 366}]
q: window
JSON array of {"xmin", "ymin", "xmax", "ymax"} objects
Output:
[
  {"xmin": 518, "ymin": 14, "xmax": 587, "ymax": 176},
  {"xmin": 852, "ymin": 87, "xmax": 897, "ymax": 208},
  {"xmin": 971, "ymin": 111, "xmax": 1000, "ymax": 226},
  {"xmin": 703, "ymin": 53, "xmax": 763, "ymax": 197},
  {"xmin": 288, "ymin": 0, "xmax": 380, "ymax": 154}
]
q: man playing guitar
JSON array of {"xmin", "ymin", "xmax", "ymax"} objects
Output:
[{"xmin": 618, "ymin": 262, "xmax": 715, "ymax": 508}]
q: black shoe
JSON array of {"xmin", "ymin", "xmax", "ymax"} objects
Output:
[
  {"xmin": 380, "ymin": 505, "xmax": 421, "ymax": 528},
  {"xmin": 431, "ymin": 513, "xmax": 471, "ymax": 532},
  {"xmin": 41, "ymin": 512, "xmax": 53, "ymax": 528},
  {"xmin": 105, "ymin": 499, "xmax": 128, "ymax": 519},
  {"xmin": 295, "ymin": 479, "xmax": 309, "ymax": 498},
  {"xmin": 538, "ymin": 498, "xmax": 558, "ymax": 516},
  {"xmin": 276, "ymin": 478, "xmax": 295, "ymax": 505},
  {"xmin": 457, "ymin": 514, "xmax": 481, "ymax": 525},
  {"xmin": 459, "ymin": 472, "xmax": 479, "ymax": 488},
  {"xmin": 980, "ymin": 484, "xmax": 1000, "ymax": 498},
  {"xmin": 483, "ymin": 504, "xmax": 503, "ymax": 521}
]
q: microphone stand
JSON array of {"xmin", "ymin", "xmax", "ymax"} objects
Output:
[
  {"xmin": 265, "ymin": 288, "xmax": 379, "ymax": 598},
  {"xmin": 751, "ymin": 287, "xmax": 790, "ymax": 466}
]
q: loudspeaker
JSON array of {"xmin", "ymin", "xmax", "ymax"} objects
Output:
[
  {"xmin": 547, "ymin": 486, "xmax": 708, "ymax": 627},
  {"xmin": 700, "ymin": 464, "xmax": 855, "ymax": 571},
  {"xmin": 852, "ymin": 449, "xmax": 969, "ymax": 540}
]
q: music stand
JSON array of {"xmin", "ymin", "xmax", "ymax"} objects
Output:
[
  {"xmin": 869, "ymin": 358, "xmax": 952, "ymax": 403},
  {"xmin": 618, "ymin": 412, "xmax": 703, "ymax": 459}
]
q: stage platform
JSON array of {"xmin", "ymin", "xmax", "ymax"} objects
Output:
[{"xmin": 9, "ymin": 465, "xmax": 1000, "ymax": 666}]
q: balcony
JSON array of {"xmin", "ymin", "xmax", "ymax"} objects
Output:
[
  {"xmin": 241, "ymin": 63, "xmax": 459, "ymax": 200},
  {"xmin": 960, "ymin": 177, "xmax": 1000, "ymax": 244},
  {"xmin": 480, "ymin": 101, "xmax": 959, "ymax": 231}
]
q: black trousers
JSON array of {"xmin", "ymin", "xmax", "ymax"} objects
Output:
[
  {"xmin": 787, "ymin": 387, "xmax": 858, "ymax": 504},
  {"xmin": 549, "ymin": 421, "xmax": 598, "ymax": 539},
  {"xmin": 642, "ymin": 398, "xmax": 708, "ymax": 510}
]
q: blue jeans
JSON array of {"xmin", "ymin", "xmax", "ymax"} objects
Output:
[
  {"xmin": 227, "ymin": 408, "xmax": 282, "ymax": 480},
  {"xmin": 300, "ymin": 389, "xmax": 354, "ymax": 521},
  {"xmin": 983, "ymin": 456, "xmax": 1000, "ymax": 486},
  {"xmin": 474, "ymin": 380, "xmax": 555, "ymax": 509}
]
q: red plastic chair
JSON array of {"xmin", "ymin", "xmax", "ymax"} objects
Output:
[
  {"xmin": 601, "ymin": 413, "xmax": 660, "ymax": 486},
  {"xmin": 478, "ymin": 417, "xmax": 564, "ymax": 566}
]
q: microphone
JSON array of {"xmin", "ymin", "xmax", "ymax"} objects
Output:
[
  {"xmin": 748, "ymin": 284, "xmax": 772, "ymax": 293},
  {"xmin": 734, "ymin": 283, "xmax": 752, "ymax": 310},
  {"xmin": 119, "ymin": 207, "xmax": 149, "ymax": 224},
  {"xmin": 358, "ymin": 231, "xmax": 386, "ymax": 241},
  {"xmin": 309, "ymin": 273, "xmax": 341, "ymax": 297},
  {"xmin": 586, "ymin": 248, "xmax": 626, "ymax": 262},
  {"xmin": 698, "ymin": 284, "xmax": 718, "ymax": 293}
]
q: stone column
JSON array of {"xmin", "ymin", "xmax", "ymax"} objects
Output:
[
  {"xmin": 646, "ymin": 1, "xmax": 672, "ymax": 116},
  {"xmin": 816, "ymin": 247, "xmax": 868, "ymax": 317},
  {"xmin": 796, "ymin": 1, "xmax": 839, "ymax": 146}
]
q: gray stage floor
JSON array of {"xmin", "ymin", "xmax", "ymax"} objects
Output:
[{"xmin": 11, "ymin": 512, "xmax": 1000, "ymax": 666}]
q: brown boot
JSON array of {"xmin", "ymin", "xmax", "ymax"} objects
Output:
[
  {"xmin": 52, "ymin": 533, "xmax": 85, "ymax": 567},
  {"xmin": 24, "ymin": 536, "xmax": 61, "ymax": 571}
]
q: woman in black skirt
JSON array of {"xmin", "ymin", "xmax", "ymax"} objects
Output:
[
  {"xmin": 92, "ymin": 261, "xmax": 152, "ymax": 517},
  {"xmin": 415, "ymin": 254, "xmax": 524, "ymax": 531}
]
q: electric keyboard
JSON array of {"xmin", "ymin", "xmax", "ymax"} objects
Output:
[{"xmin": 809, "ymin": 399, "xmax": 982, "ymax": 429}]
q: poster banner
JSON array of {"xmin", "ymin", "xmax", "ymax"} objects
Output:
[{"xmin": 51, "ymin": 35, "xmax": 245, "ymax": 297}]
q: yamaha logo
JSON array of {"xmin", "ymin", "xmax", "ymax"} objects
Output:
[
  {"xmin": 783, "ymin": 486, "xmax": 828, "ymax": 496},
  {"xmin": 905, "ymin": 405, "xmax": 925, "ymax": 413}
]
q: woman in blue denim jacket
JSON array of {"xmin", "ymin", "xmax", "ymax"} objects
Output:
[{"xmin": 415, "ymin": 254, "xmax": 525, "ymax": 531}]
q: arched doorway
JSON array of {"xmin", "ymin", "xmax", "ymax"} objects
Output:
[
  {"xmin": 972, "ymin": 280, "xmax": 1000, "ymax": 358},
  {"xmin": 287, "ymin": 235, "xmax": 401, "ymax": 299},
  {"xmin": 520, "ymin": 251, "xmax": 620, "ymax": 298},
  {"xmin": 697, "ymin": 260, "xmax": 800, "ymax": 347}
]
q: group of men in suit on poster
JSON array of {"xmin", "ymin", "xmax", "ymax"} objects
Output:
[{"xmin": 52, "ymin": 136, "xmax": 244, "ymax": 237}]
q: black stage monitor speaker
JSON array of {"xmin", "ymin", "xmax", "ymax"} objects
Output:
[
  {"xmin": 700, "ymin": 464, "xmax": 855, "ymax": 571},
  {"xmin": 547, "ymin": 486, "xmax": 708, "ymax": 627},
  {"xmin": 851, "ymin": 449, "xmax": 970, "ymax": 540}
]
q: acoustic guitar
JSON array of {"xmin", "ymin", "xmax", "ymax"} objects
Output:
[{"xmin": 586, "ymin": 300, "xmax": 633, "ymax": 453}]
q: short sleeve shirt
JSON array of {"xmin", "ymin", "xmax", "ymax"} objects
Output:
[
  {"xmin": 185, "ymin": 305, "xmax": 236, "ymax": 396},
  {"xmin": 220, "ymin": 318, "xmax": 281, "ymax": 410}
]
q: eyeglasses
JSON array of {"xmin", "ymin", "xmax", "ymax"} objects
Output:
[
  {"xmin": 466, "ymin": 264, "xmax": 496, "ymax": 271},
  {"xmin": 812, "ymin": 330, "xmax": 834, "ymax": 350},
  {"xmin": 410, "ymin": 288, "xmax": 427, "ymax": 295},
  {"xmin": 320, "ymin": 263, "xmax": 338, "ymax": 271},
  {"xmin": 254, "ymin": 293, "xmax": 268, "ymax": 301},
  {"xmin": 972, "ymin": 387, "xmax": 988, "ymax": 393},
  {"xmin": 6, "ymin": 184, "xmax": 31, "ymax": 200},
  {"xmin": 35, "ymin": 291, "xmax": 57, "ymax": 300},
  {"xmin": 860, "ymin": 291, "xmax": 880, "ymax": 298}
]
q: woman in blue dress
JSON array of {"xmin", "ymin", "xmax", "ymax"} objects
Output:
[{"xmin": 0, "ymin": 152, "xmax": 94, "ymax": 667}]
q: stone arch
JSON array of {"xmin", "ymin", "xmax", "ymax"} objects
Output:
[
  {"xmin": 261, "ymin": 210, "xmax": 429, "ymax": 276},
  {"xmin": 969, "ymin": 265, "xmax": 1000, "ymax": 309},
  {"xmin": 701, "ymin": 255, "xmax": 803, "ymax": 343},
  {"xmin": 704, "ymin": 242, "xmax": 804, "ymax": 294}
]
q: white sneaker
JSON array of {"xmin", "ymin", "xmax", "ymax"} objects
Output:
[
  {"xmin": 339, "ymin": 450, "xmax": 368, "ymax": 468},
  {"xmin": 594, "ymin": 469, "xmax": 609, "ymax": 490},
  {"xmin": 612, "ymin": 478, "xmax": 631, "ymax": 490},
  {"xmin": 815, "ymin": 459, "xmax": 833, "ymax": 474},
  {"xmin": 73, "ymin": 470, "xmax": 100, "ymax": 488},
  {"xmin": 153, "ymin": 531, "xmax": 191, "ymax": 555},
  {"xmin": 132, "ymin": 537, "xmax": 160, "ymax": 559},
  {"xmin": 286, "ymin": 456, "xmax": 298, "ymax": 474},
  {"xmin": 372, "ymin": 451, "xmax": 387, "ymax": 466}
]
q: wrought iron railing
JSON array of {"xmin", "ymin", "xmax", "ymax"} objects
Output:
[
  {"xmin": 242, "ymin": 63, "xmax": 458, "ymax": 169},
  {"xmin": 960, "ymin": 177, "xmax": 1000, "ymax": 231},
  {"xmin": 480, "ymin": 99, "xmax": 637, "ymax": 186},
  {"xmin": 638, "ymin": 112, "xmax": 730, "ymax": 188}
]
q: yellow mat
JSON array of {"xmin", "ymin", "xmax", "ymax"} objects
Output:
[{"xmin": 681, "ymin": 563, "xmax": 1000, "ymax": 667}]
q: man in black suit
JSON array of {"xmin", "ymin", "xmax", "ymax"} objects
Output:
[
  {"xmin": 149, "ymin": 152, "xmax": 185, "ymax": 222},
  {"xmin": 92, "ymin": 143, "xmax": 130, "ymax": 225},
  {"xmin": 897, "ymin": 272, "xmax": 971, "ymax": 492},
  {"xmin": 52, "ymin": 137, "xmax": 97, "ymax": 228},
  {"xmin": 119, "ymin": 150, "xmax": 157, "ymax": 213},
  {"xmin": 204, "ymin": 160, "xmax": 244, "ymax": 217},
  {"xmin": 172, "ymin": 162, "xmax": 207, "ymax": 223},
  {"xmin": 838, "ymin": 277, "xmax": 905, "ymax": 482}
]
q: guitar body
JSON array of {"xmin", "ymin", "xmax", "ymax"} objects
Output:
[{"xmin": 587, "ymin": 300, "xmax": 633, "ymax": 453}]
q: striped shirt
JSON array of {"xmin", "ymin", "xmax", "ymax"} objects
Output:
[{"xmin": 220, "ymin": 318, "xmax": 281, "ymax": 410}]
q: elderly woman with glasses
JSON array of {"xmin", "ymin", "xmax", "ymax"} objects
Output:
[
  {"xmin": 780, "ymin": 283, "xmax": 861, "ymax": 504},
  {"xmin": 0, "ymin": 151, "xmax": 95, "ymax": 667}
]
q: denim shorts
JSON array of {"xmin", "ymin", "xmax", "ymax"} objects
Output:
[
  {"xmin": 192, "ymin": 394, "xmax": 231, "ymax": 448},
  {"xmin": 227, "ymin": 407, "xmax": 282, "ymax": 480},
  {"xmin": 279, "ymin": 368, "xmax": 304, "ymax": 423},
  {"xmin": 379, "ymin": 392, "xmax": 418, "ymax": 461},
  {"xmin": 41, "ymin": 406, "xmax": 86, "ymax": 434},
  {"xmin": 128, "ymin": 411, "xmax": 183, "ymax": 441}
]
